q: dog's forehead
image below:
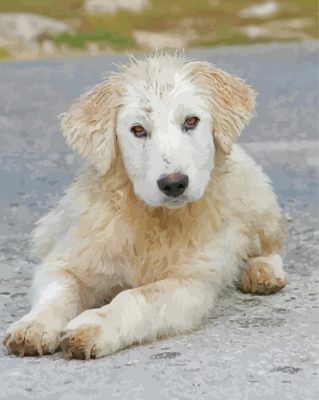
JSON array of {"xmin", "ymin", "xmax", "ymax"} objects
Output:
[
  {"xmin": 120, "ymin": 56, "xmax": 200, "ymax": 112},
  {"xmin": 122, "ymin": 54, "xmax": 186, "ymax": 82}
]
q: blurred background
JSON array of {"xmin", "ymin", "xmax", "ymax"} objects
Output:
[{"xmin": 0, "ymin": 0, "xmax": 317, "ymax": 60}]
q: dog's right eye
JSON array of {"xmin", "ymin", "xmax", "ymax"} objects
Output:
[
  {"xmin": 131, "ymin": 125, "xmax": 147, "ymax": 138},
  {"xmin": 183, "ymin": 116, "xmax": 199, "ymax": 131}
]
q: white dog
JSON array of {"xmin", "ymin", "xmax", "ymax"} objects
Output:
[{"xmin": 3, "ymin": 53, "xmax": 287, "ymax": 359}]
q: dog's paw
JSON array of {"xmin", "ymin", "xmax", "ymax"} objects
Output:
[
  {"xmin": 60, "ymin": 325, "xmax": 101, "ymax": 360},
  {"xmin": 240, "ymin": 254, "xmax": 287, "ymax": 295},
  {"xmin": 60, "ymin": 310, "xmax": 119, "ymax": 360},
  {"xmin": 2, "ymin": 318, "xmax": 61, "ymax": 356}
]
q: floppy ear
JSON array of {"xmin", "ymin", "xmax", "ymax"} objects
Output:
[
  {"xmin": 189, "ymin": 62, "xmax": 256, "ymax": 154},
  {"xmin": 60, "ymin": 75, "xmax": 121, "ymax": 175}
]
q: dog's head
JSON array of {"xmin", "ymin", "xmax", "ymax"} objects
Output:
[{"xmin": 61, "ymin": 54, "xmax": 256, "ymax": 208}]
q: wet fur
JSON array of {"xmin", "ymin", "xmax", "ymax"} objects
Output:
[{"xmin": 3, "ymin": 53, "xmax": 286, "ymax": 359}]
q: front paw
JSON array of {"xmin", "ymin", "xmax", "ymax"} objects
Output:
[
  {"xmin": 3, "ymin": 318, "xmax": 61, "ymax": 356},
  {"xmin": 240, "ymin": 254, "xmax": 287, "ymax": 295},
  {"xmin": 60, "ymin": 310, "xmax": 119, "ymax": 360}
]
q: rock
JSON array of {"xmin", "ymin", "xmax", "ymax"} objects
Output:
[
  {"xmin": 240, "ymin": 1, "xmax": 279, "ymax": 19},
  {"xmin": 0, "ymin": 12, "xmax": 74, "ymax": 49},
  {"xmin": 86, "ymin": 42, "xmax": 100, "ymax": 56},
  {"xmin": 241, "ymin": 19, "xmax": 312, "ymax": 40},
  {"xmin": 41, "ymin": 40, "xmax": 57, "ymax": 56},
  {"xmin": 133, "ymin": 30, "xmax": 190, "ymax": 50},
  {"xmin": 84, "ymin": 0, "xmax": 149, "ymax": 14}
]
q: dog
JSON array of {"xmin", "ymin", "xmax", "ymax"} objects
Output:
[{"xmin": 3, "ymin": 53, "xmax": 287, "ymax": 359}]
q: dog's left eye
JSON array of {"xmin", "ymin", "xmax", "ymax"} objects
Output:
[
  {"xmin": 183, "ymin": 116, "xmax": 199, "ymax": 131},
  {"xmin": 131, "ymin": 125, "xmax": 147, "ymax": 138}
]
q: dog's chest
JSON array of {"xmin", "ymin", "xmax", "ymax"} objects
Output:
[{"xmin": 116, "ymin": 211, "xmax": 214, "ymax": 286}]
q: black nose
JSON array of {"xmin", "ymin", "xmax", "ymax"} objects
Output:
[{"xmin": 157, "ymin": 173, "xmax": 189, "ymax": 198}]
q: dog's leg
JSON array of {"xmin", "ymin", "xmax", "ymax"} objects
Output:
[
  {"xmin": 60, "ymin": 223, "xmax": 245, "ymax": 359},
  {"xmin": 3, "ymin": 265, "xmax": 93, "ymax": 356},
  {"xmin": 239, "ymin": 254, "xmax": 287, "ymax": 295},
  {"xmin": 60, "ymin": 276, "xmax": 215, "ymax": 359}
]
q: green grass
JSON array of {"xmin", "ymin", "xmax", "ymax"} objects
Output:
[
  {"xmin": 195, "ymin": 35, "xmax": 295, "ymax": 48},
  {"xmin": 0, "ymin": 0, "xmax": 84, "ymax": 18},
  {"xmin": 82, "ymin": 0, "xmax": 318, "ymax": 45},
  {"xmin": 0, "ymin": 0, "xmax": 317, "ymax": 56},
  {"xmin": 0, "ymin": 47, "xmax": 11, "ymax": 59},
  {"xmin": 53, "ymin": 30, "xmax": 134, "ymax": 49}
]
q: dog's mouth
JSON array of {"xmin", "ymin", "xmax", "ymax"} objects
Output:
[{"xmin": 163, "ymin": 195, "xmax": 188, "ymax": 209}]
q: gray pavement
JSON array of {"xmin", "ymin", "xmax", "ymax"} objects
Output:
[{"xmin": 0, "ymin": 41, "xmax": 318, "ymax": 400}]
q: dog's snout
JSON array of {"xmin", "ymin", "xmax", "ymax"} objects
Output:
[{"xmin": 157, "ymin": 173, "xmax": 189, "ymax": 198}]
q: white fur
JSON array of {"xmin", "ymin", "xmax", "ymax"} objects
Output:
[
  {"xmin": 37, "ymin": 281, "xmax": 65, "ymax": 305},
  {"xmin": 3, "ymin": 53, "xmax": 286, "ymax": 359},
  {"xmin": 117, "ymin": 67, "xmax": 214, "ymax": 208}
]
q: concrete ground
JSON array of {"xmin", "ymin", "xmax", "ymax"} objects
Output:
[{"xmin": 0, "ymin": 41, "xmax": 318, "ymax": 400}]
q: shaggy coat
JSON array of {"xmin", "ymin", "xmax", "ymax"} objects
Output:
[{"xmin": 3, "ymin": 54, "xmax": 287, "ymax": 359}]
